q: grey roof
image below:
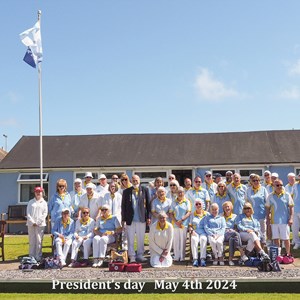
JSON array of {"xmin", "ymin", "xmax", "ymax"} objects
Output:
[
  {"xmin": 0, "ymin": 130, "xmax": 299, "ymax": 170},
  {"xmin": 0, "ymin": 148, "xmax": 7, "ymax": 162}
]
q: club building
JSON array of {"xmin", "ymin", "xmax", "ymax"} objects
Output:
[{"xmin": 0, "ymin": 129, "xmax": 300, "ymax": 232}]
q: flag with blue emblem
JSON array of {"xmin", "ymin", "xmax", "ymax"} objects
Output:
[{"xmin": 20, "ymin": 21, "xmax": 42, "ymax": 68}]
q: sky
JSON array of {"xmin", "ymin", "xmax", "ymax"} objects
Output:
[{"xmin": 1, "ymin": 0, "xmax": 300, "ymax": 151}]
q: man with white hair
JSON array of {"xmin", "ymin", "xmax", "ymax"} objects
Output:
[
  {"xmin": 291, "ymin": 175, "xmax": 300, "ymax": 249},
  {"xmin": 70, "ymin": 178, "xmax": 86, "ymax": 219},
  {"xmin": 122, "ymin": 175, "xmax": 151, "ymax": 263},
  {"xmin": 285, "ymin": 173, "xmax": 296, "ymax": 195},
  {"xmin": 227, "ymin": 173, "xmax": 247, "ymax": 215}
]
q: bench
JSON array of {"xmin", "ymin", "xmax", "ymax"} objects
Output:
[{"xmin": 1, "ymin": 205, "xmax": 51, "ymax": 233}]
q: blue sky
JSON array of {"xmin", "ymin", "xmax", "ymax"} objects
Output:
[{"xmin": 1, "ymin": 0, "xmax": 300, "ymax": 151}]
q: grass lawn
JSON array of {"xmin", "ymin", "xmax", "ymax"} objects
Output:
[
  {"xmin": 1, "ymin": 294, "xmax": 300, "ymax": 300},
  {"xmin": 4, "ymin": 234, "xmax": 52, "ymax": 262}
]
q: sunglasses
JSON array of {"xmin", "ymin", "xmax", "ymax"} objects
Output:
[
  {"xmin": 195, "ymin": 203, "xmax": 202, "ymax": 206},
  {"xmin": 276, "ymin": 184, "xmax": 283, "ymax": 187},
  {"xmin": 101, "ymin": 209, "xmax": 108, "ymax": 211},
  {"xmin": 59, "ymin": 186, "xmax": 65, "ymax": 188},
  {"xmin": 205, "ymin": 175, "xmax": 211, "ymax": 177},
  {"xmin": 121, "ymin": 179, "xmax": 128, "ymax": 181},
  {"xmin": 244, "ymin": 207, "xmax": 251, "ymax": 210},
  {"xmin": 170, "ymin": 184, "xmax": 176, "ymax": 187},
  {"xmin": 194, "ymin": 181, "xmax": 201, "ymax": 183},
  {"xmin": 218, "ymin": 186, "xmax": 225, "ymax": 188},
  {"xmin": 252, "ymin": 180, "xmax": 259, "ymax": 182},
  {"xmin": 82, "ymin": 212, "xmax": 89, "ymax": 215}
]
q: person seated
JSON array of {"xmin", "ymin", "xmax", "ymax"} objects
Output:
[
  {"xmin": 204, "ymin": 203, "xmax": 226, "ymax": 266},
  {"xmin": 222, "ymin": 201, "xmax": 248, "ymax": 266},
  {"xmin": 149, "ymin": 211, "xmax": 174, "ymax": 268},
  {"xmin": 92, "ymin": 204, "xmax": 121, "ymax": 267},
  {"xmin": 52, "ymin": 207, "xmax": 75, "ymax": 267},
  {"xmin": 189, "ymin": 199, "xmax": 209, "ymax": 267},
  {"xmin": 68, "ymin": 208, "xmax": 95, "ymax": 267},
  {"xmin": 235, "ymin": 202, "xmax": 269, "ymax": 259}
]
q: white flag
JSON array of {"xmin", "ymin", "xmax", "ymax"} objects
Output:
[{"xmin": 20, "ymin": 21, "xmax": 42, "ymax": 67}]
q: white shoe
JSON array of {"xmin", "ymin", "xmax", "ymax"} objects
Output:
[
  {"xmin": 97, "ymin": 260, "xmax": 104, "ymax": 267},
  {"xmin": 241, "ymin": 255, "xmax": 249, "ymax": 262},
  {"xmin": 60, "ymin": 260, "xmax": 66, "ymax": 267},
  {"xmin": 92, "ymin": 259, "xmax": 99, "ymax": 268},
  {"xmin": 229, "ymin": 260, "xmax": 234, "ymax": 266},
  {"xmin": 213, "ymin": 260, "xmax": 218, "ymax": 266}
]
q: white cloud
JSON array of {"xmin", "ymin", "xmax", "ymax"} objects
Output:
[
  {"xmin": 0, "ymin": 118, "xmax": 18, "ymax": 127},
  {"xmin": 194, "ymin": 68, "xmax": 239, "ymax": 101},
  {"xmin": 279, "ymin": 86, "xmax": 300, "ymax": 100},
  {"xmin": 288, "ymin": 59, "xmax": 300, "ymax": 76}
]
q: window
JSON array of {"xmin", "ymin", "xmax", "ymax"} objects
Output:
[
  {"xmin": 133, "ymin": 171, "xmax": 168, "ymax": 187},
  {"xmin": 18, "ymin": 173, "xmax": 49, "ymax": 203},
  {"xmin": 238, "ymin": 169, "xmax": 263, "ymax": 185}
]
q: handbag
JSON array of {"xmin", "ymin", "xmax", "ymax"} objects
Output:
[
  {"xmin": 124, "ymin": 263, "xmax": 142, "ymax": 272},
  {"xmin": 111, "ymin": 250, "xmax": 128, "ymax": 264},
  {"xmin": 109, "ymin": 262, "xmax": 126, "ymax": 272}
]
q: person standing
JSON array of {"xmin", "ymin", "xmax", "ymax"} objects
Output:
[
  {"xmin": 285, "ymin": 173, "xmax": 296, "ymax": 195},
  {"xmin": 266, "ymin": 179, "xmax": 294, "ymax": 255},
  {"xmin": 26, "ymin": 186, "xmax": 48, "ymax": 261},
  {"xmin": 70, "ymin": 178, "xmax": 86, "ymax": 219},
  {"xmin": 121, "ymin": 175, "xmax": 150, "ymax": 263},
  {"xmin": 202, "ymin": 171, "xmax": 218, "ymax": 200},
  {"xmin": 227, "ymin": 173, "xmax": 247, "ymax": 215}
]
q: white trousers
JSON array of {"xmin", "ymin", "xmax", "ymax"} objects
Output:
[
  {"xmin": 71, "ymin": 237, "xmax": 93, "ymax": 260},
  {"xmin": 240, "ymin": 231, "xmax": 259, "ymax": 251},
  {"xmin": 191, "ymin": 233, "xmax": 207, "ymax": 260},
  {"xmin": 150, "ymin": 254, "xmax": 172, "ymax": 268},
  {"xmin": 28, "ymin": 225, "xmax": 45, "ymax": 261},
  {"xmin": 292, "ymin": 213, "xmax": 300, "ymax": 245},
  {"xmin": 126, "ymin": 221, "xmax": 146, "ymax": 260},
  {"xmin": 259, "ymin": 219, "xmax": 266, "ymax": 244},
  {"xmin": 93, "ymin": 235, "xmax": 115, "ymax": 258},
  {"xmin": 54, "ymin": 237, "xmax": 72, "ymax": 262},
  {"xmin": 208, "ymin": 235, "xmax": 224, "ymax": 258},
  {"xmin": 173, "ymin": 227, "xmax": 187, "ymax": 261}
]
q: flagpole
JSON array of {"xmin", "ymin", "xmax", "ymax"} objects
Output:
[{"xmin": 37, "ymin": 10, "xmax": 43, "ymax": 188}]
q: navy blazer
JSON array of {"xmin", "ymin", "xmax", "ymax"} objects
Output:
[{"xmin": 121, "ymin": 185, "xmax": 150, "ymax": 225}]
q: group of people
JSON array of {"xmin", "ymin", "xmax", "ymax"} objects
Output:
[{"xmin": 26, "ymin": 169, "xmax": 298, "ymax": 268}]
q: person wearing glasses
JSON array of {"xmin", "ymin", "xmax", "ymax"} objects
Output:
[
  {"xmin": 266, "ymin": 179, "xmax": 294, "ymax": 255},
  {"xmin": 246, "ymin": 174, "xmax": 268, "ymax": 246},
  {"xmin": 70, "ymin": 178, "xmax": 86, "ymax": 220},
  {"xmin": 68, "ymin": 207, "xmax": 95, "ymax": 267},
  {"xmin": 118, "ymin": 173, "xmax": 132, "ymax": 196},
  {"xmin": 170, "ymin": 186, "xmax": 191, "ymax": 262},
  {"xmin": 151, "ymin": 186, "xmax": 172, "ymax": 223},
  {"xmin": 149, "ymin": 211, "xmax": 174, "ymax": 268},
  {"xmin": 83, "ymin": 172, "xmax": 96, "ymax": 190},
  {"xmin": 26, "ymin": 186, "xmax": 48, "ymax": 262},
  {"xmin": 165, "ymin": 174, "xmax": 176, "ymax": 193},
  {"xmin": 204, "ymin": 203, "xmax": 226, "ymax": 266},
  {"xmin": 202, "ymin": 171, "xmax": 218, "ymax": 200},
  {"xmin": 235, "ymin": 202, "xmax": 269, "ymax": 259},
  {"xmin": 166, "ymin": 179, "xmax": 179, "ymax": 203},
  {"xmin": 48, "ymin": 179, "xmax": 72, "ymax": 228},
  {"xmin": 52, "ymin": 208, "xmax": 75, "ymax": 267},
  {"xmin": 222, "ymin": 201, "xmax": 248, "ymax": 266},
  {"xmin": 212, "ymin": 182, "xmax": 231, "ymax": 214},
  {"xmin": 92, "ymin": 204, "xmax": 121, "ymax": 267},
  {"xmin": 186, "ymin": 176, "xmax": 210, "ymax": 212},
  {"xmin": 121, "ymin": 175, "xmax": 150, "ymax": 263},
  {"xmin": 78, "ymin": 183, "xmax": 100, "ymax": 221},
  {"xmin": 111, "ymin": 174, "xmax": 120, "ymax": 191},
  {"xmin": 227, "ymin": 173, "xmax": 247, "ymax": 215},
  {"xmin": 189, "ymin": 199, "xmax": 209, "ymax": 267}
]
